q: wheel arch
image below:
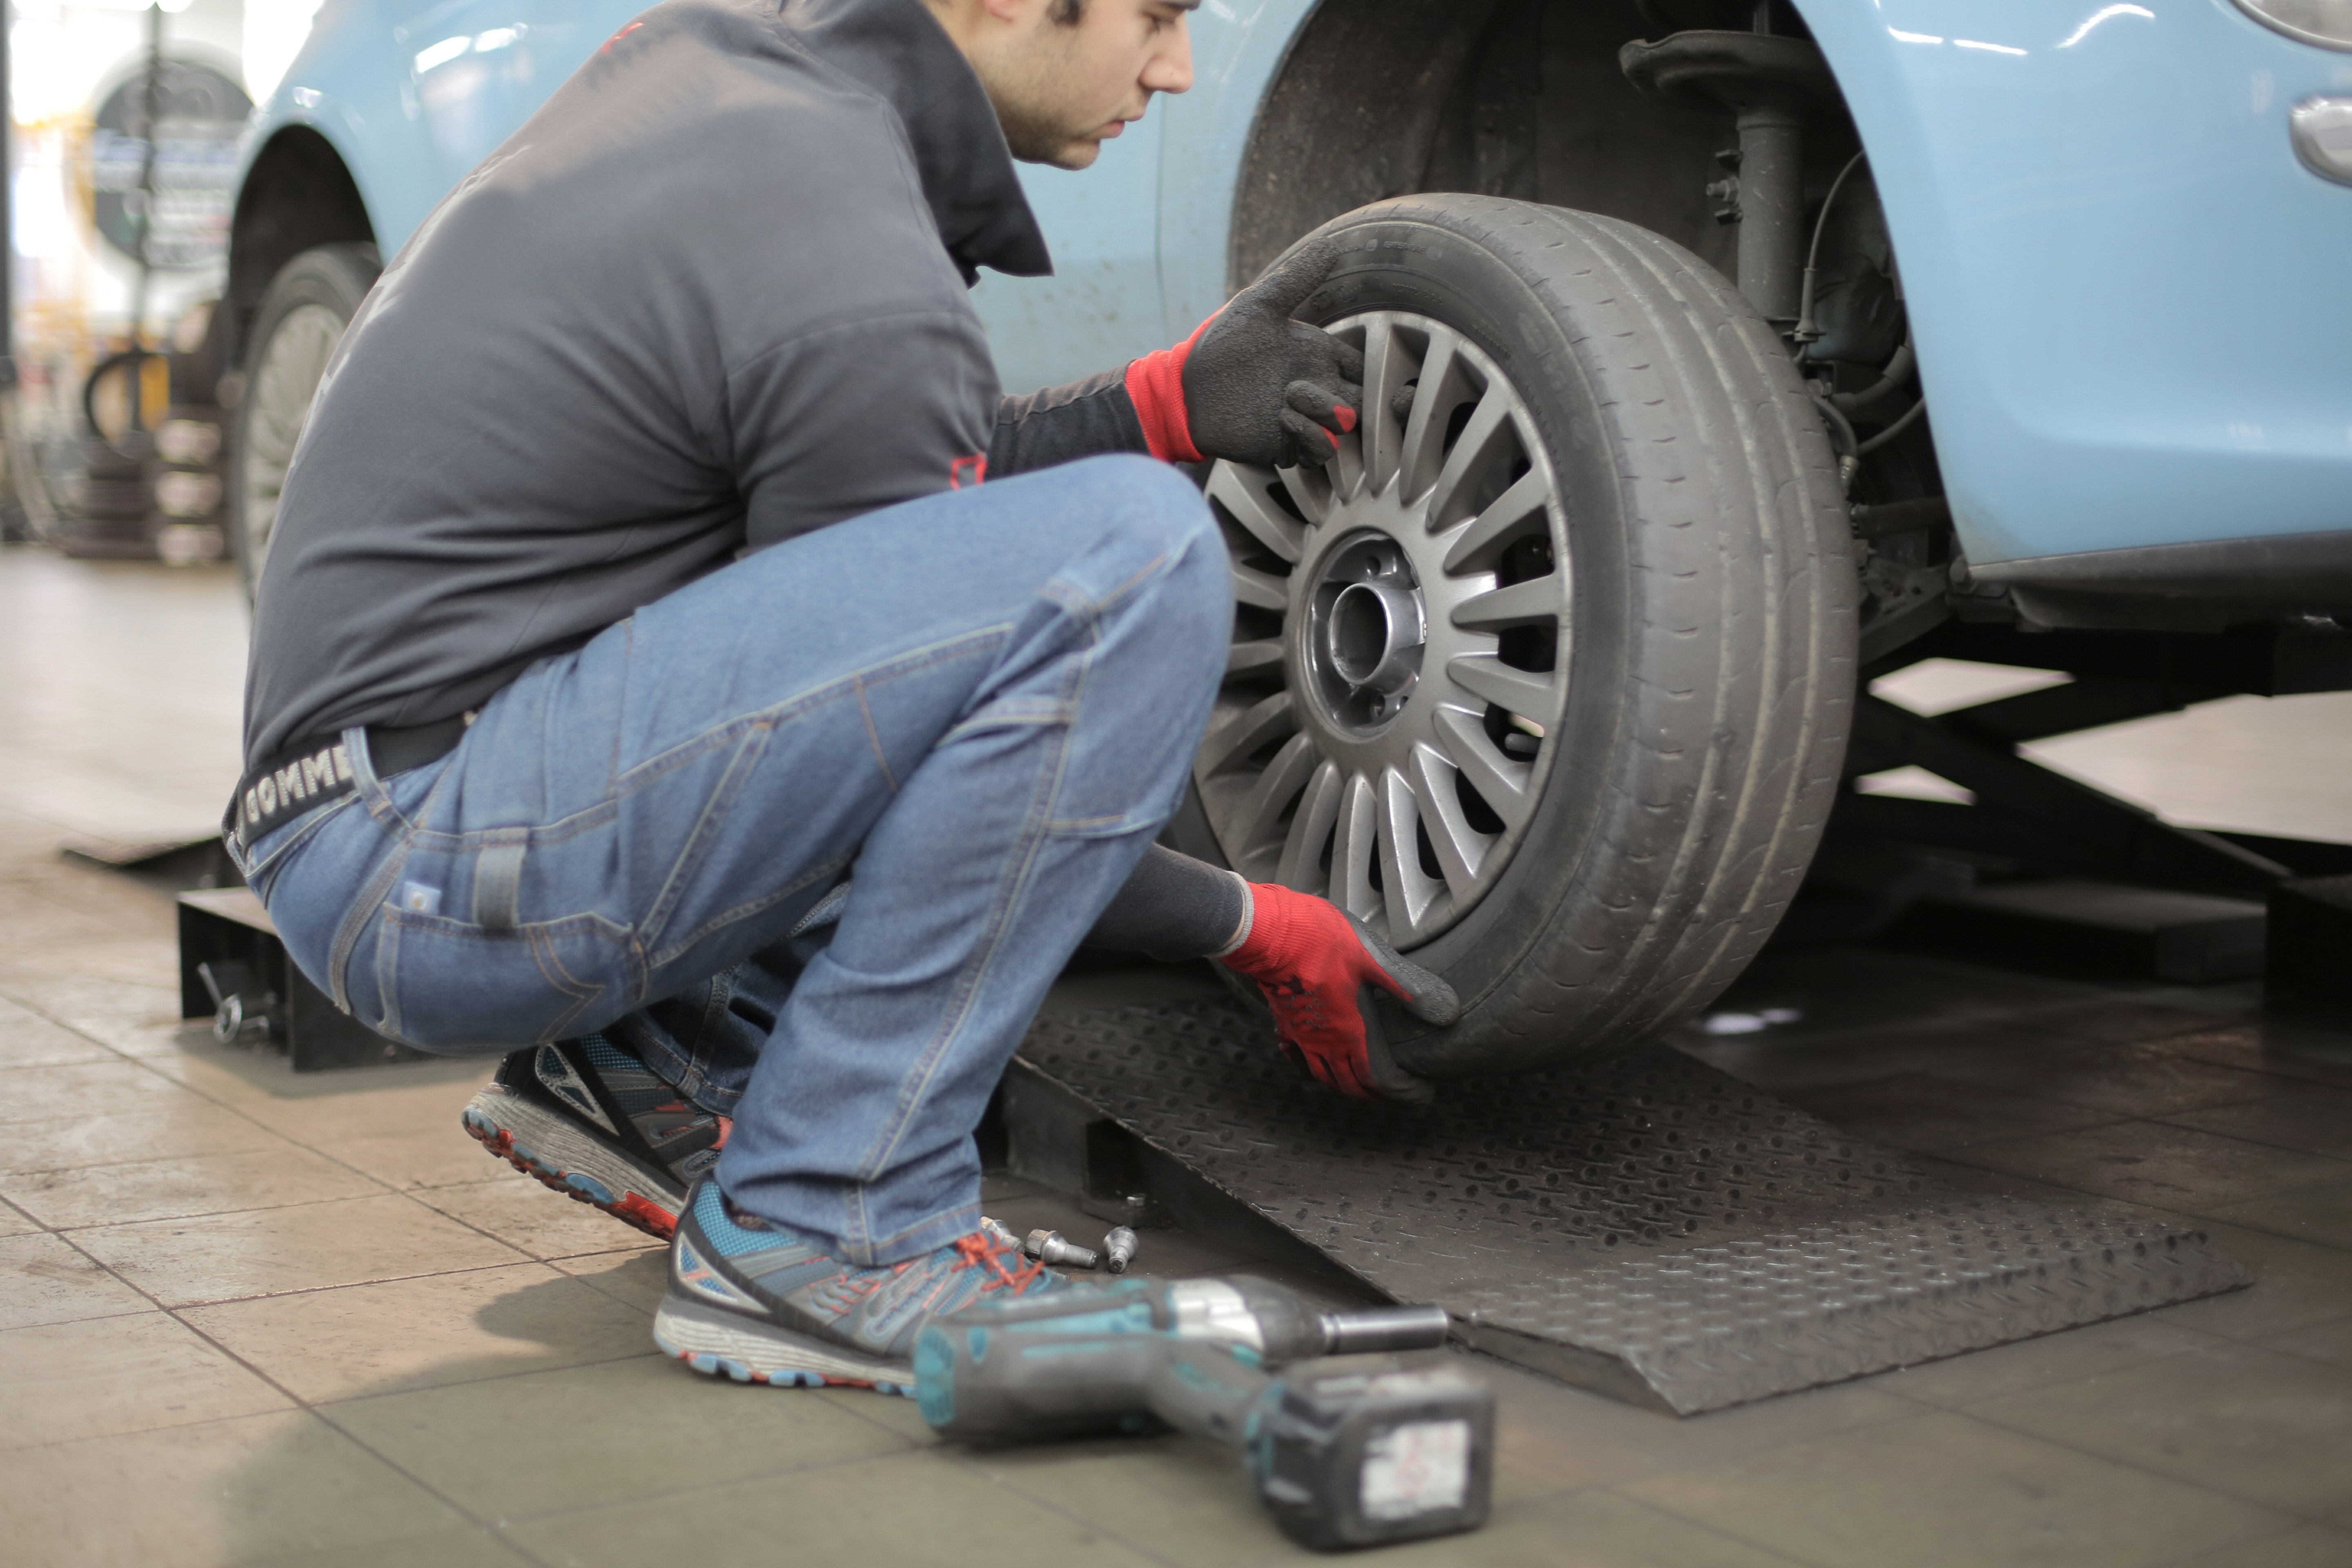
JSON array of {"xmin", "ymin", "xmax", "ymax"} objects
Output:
[{"xmin": 226, "ymin": 127, "xmax": 377, "ymax": 374}]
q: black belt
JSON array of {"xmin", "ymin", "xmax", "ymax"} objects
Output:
[{"xmin": 225, "ymin": 716, "xmax": 470, "ymax": 850}]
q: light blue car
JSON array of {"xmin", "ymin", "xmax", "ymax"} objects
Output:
[{"xmin": 223, "ymin": 0, "xmax": 2352, "ymax": 1071}]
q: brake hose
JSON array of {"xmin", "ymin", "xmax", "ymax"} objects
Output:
[
  {"xmin": 1854, "ymin": 393, "xmax": 1928, "ymax": 456},
  {"xmin": 1830, "ymin": 334, "xmax": 1915, "ymax": 417},
  {"xmin": 1792, "ymin": 151, "xmax": 1867, "ymax": 348}
]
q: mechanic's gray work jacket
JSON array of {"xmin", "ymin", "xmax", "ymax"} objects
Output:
[{"xmin": 243, "ymin": 0, "xmax": 1151, "ymax": 767}]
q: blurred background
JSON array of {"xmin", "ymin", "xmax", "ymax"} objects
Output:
[{"xmin": 3, "ymin": 0, "xmax": 319, "ymax": 567}]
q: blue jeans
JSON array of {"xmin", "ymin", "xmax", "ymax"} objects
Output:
[{"xmin": 236, "ymin": 456, "xmax": 1227, "ymax": 1264}]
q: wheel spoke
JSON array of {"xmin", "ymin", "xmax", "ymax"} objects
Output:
[
  {"xmin": 1396, "ymin": 326, "xmax": 1460, "ymax": 502},
  {"xmin": 1234, "ymin": 733, "xmax": 1322, "ymax": 873},
  {"xmin": 1332, "ymin": 771, "xmax": 1381, "ymax": 924},
  {"xmin": 1232, "ymin": 562, "xmax": 1289, "ymax": 612},
  {"xmin": 1445, "ymin": 653, "xmax": 1559, "ymax": 726},
  {"xmin": 1376, "ymin": 766, "xmax": 1443, "ymax": 939},
  {"xmin": 1208, "ymin": 463, "xmax": 1307, "ymax": 564},
  {"xmin": 1431, "ymin": 704, "xmax": 1535, "ymax": 831},
  {"xmin": 1421, "ymin": 386, "xmax": 1513, "ymax": 533},
  {"xmin": 1196, "ymin": 689, "xmax": 1295, "ymax": 778},
  {"xmin": 1278, "ymin": 758, "xmax": 1345, "ymax": 893},
  {"xmin": 1441, "ymin": 466, "xmax": 1551, "ymax": 573},
  {"xmin": 1278, "ymin": 462, "xmax": 1332, "ymax": 524},
  {"xmin": 1361, "ymin": 316, "xmax": 1410, "ymax": 495},
  {"xmin": 1452, "ymin": 576, "xmax": 1564, "ymax": 631},
  {"xmin": 1227, "ymin": 638, "xmax": 1285, "ymax": 677},
  {"xmin": 1407, "ymin": 741, "xmax": 1492, "ymax": 903}
]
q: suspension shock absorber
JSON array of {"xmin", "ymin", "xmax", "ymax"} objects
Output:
[{"xmin": 1619, "ymin": 20, "xmax": 1838, "ymax": 328}]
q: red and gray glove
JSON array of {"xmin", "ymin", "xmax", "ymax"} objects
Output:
[
  {"xmin": 1217, "ymin": 882, "xmax": 1457, "ymax": 1102},
  {"xmin": 1126, "ymin": 236, "xmax": 1366, "ymax": 470}
]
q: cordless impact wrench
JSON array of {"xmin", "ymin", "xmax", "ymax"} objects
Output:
[{"xmin": 912, "ymin": 1276, "xmax": 1493, "ymax": 1551}]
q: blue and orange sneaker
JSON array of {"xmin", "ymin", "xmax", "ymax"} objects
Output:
[
  {"xmin": 653, "ymin": 1179, "xmax": 1069, "ymax": 1393},
  {"xmin": 460, "ymin": 1034, "xmax": 728, "ymax": 1241}
]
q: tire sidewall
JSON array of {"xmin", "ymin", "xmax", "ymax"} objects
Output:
[{"xmin": 230, "ymin": 244, "xmax": 379, "ymax": 602}]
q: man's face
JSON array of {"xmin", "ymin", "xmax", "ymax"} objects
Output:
[{"xmin": 971, "ymin": 0, "xmax": 1196, "ymax": 170}]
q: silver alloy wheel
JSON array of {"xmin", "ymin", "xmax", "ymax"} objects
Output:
[
  {"xmin": 236, "ymin": 301, "xmax": 347, "ymax": 581},
  {"xmin": 1195, "ymin": 311, "xmax": 1573, "ymax": 948}
]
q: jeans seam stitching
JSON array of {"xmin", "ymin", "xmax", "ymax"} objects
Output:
[{"xmin": 845, "ymin": 602, "xmax": 1098, "ymax": 1238}]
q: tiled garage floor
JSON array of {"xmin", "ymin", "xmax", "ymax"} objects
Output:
[{"xmin": 4, "ymin": 548, "xmax": 2352, "ymax": 1568}]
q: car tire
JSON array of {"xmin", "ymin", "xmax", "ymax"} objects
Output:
[
  {"xmin": 1175, "ymin": 196, "xmax": 1856, "ymax": 1077},
  {"xmin": 229, "ymin": 243, "xmax": 379, "ymax": 601}
]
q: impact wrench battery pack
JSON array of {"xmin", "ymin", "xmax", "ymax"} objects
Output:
[{"xmin": 912, "ymin": 1275, "xmax": 1494, "ymax": 1551}]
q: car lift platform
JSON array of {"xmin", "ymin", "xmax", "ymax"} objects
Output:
[{"xmin": 1007, "ymin": 996, "xmax": 2247, "ymax": 1416}]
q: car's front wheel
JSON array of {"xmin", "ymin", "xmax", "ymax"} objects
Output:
[
  {"xmin": 1176, "ymin": 196, "xmax": 1856, "ymax": 1077},
  {"xmin": 229, "ymin": 243, "xmax": 379, "ymax": 600}
]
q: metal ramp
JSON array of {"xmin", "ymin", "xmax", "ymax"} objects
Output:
[{"xmin": 1008, "ymin": 997, "xmax": 2246, "ymax": 1415}]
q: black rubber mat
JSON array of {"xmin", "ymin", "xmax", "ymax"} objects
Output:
[{"xmin": 1014, "ymin": 998, "xmax": 2248, "ymax": 1414}]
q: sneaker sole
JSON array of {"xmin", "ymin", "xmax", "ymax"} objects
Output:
[
  {"xmin": 461, "ymin": 1085, "xmax": 683, "ymax": 1241},
  {"xmin": 652, "ymin": 1292, "xmax": 915, "ymax": 1395}
]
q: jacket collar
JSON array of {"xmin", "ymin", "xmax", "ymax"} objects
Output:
[{"xmin": 779, "ymin": 0, "xmax": 1054, "ymax": 283}]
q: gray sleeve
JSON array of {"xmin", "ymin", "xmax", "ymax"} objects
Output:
[
  {"xmin": 721, "ymin": 309, "xmax": 999, "ymax": 551},
  {"xmin": 990, "ymin": 370, "xmax": 1152, "ymax": 476}
]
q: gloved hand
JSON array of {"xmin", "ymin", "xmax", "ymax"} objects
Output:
[
  {"xmin": 1217, "ymin": 882, "xmax": 1457, "ymax": 1102},
  {"xmin": 1124, "ymin": 236, "xmax": 1365, "ymax": 470}
]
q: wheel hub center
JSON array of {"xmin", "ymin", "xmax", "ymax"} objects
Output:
[{"xmin": 1305, "ymin": 531, "xmax": 1425, "ymax": 731}]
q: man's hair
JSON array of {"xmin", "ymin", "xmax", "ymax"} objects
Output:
[{"xmin": 1049, "ymin": 0, "xmax": 1084, "ymax": 22}]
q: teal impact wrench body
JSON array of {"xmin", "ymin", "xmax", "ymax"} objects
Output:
[{"xmin": 912, "ymin": 1275, "xmax": 1493, "ymax": 1551}]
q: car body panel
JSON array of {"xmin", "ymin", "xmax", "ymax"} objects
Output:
[
  {"xmin": 1798, "ymin": 0, "xmax": 2352, "ymax": 568},
  {"xmin": 237, "ymin": 0, "xmax": 2352, "ymax": 578}
]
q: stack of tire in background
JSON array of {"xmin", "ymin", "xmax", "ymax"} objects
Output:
[{"xmin": 51, "ymin": 301, "xmax": 231, "ymax": 564}]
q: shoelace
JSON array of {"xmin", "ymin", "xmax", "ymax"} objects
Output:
[{"xmin": 951, "ymin": 1230, "xmax": 1046, "ymax": 1291}]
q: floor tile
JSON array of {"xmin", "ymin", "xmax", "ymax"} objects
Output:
[
  {"xmin": 0, "ymin": 1310, "xmax": 290, "ymax": 1448},
  {"xmin": 0, "ymin": 1058, "xmax": 200, "ymax": 1124},
  {"xmin": 0, "ymin": 1230, "xmax": 152, "ymax": 1327},
  {"xmin": 2, "ymin": 1145, "xmax": 385, "ymax": 1229},
  {"xmin": 144, "ymin": 1048, "xmax": 495, "ymax": 1145},
  {"xmin": 1619, "ymin": 1408, "xmax": 2287, "ymax": 1568},
  {"xmin": 72, "ymin": 1192, "xmax": 526, "ymax": 1307},
  {"xmin": 0, "ymin": 1100, "xmax": 292, "ymax": 1176},
  {"xmin": 2148, "ymin": 1220, "xmax": 2352, "ymax": 1341},
  {"xmin": 80, "ymin": 1016, "xmax": 220, "ymax": 1060},
  {"xmin": 0, "ymin": 1409, "xmax": 465, "ymax": 1568},
  {"xmin": 0, "ymin": 1195, "xmax": 37, "ymax": 1236},
  {"xmin": 1407, "ymin": 1490, "xmax": 1813, "ymax": 1568},
  {"xmin": 815, "ymin": 1378, "xmax": 942, "ymax": 1445},
  {"xmin": 1953, "ymin": 1120, "xmax": 2352, "ymax": 1211},
  {"xmin": 507, "ymin": 1448, "xmax": 1162, "ymax": 1568},
  {"xmin": 328, "ymin": 1354, "xmax": 910, "ymax": 1517},
  {"xmin": 2158, "ymin": 1524, "xmax": 2352, "ymax": 1568},
  {"xmin": 2201, "ymin": 1176, "xmax": 2352, "ymax": 1251},
  {"xmin": 2259, "ymin": 1316, "xmax": 2352, "ymax": 1370},
  {"xmin": 183, "ymin": 1260, "xmax": 653, "ymax": 1403},
  {"xmin": 1925, "ymin": 1044, "xmax": 2293, "ymax": 1119},
  {"xmin": 549, "ymin": 1247, "xmax": 672, "ymax": 1313},
  {"xmin": 2140, "ymin": 1022, "xmax": 2352, "ymax": 1091},
  {"xmin": 2029, "ymin": 999, "xmax": 2259, "ymax": 1048},
  {"xmin": 2165, "ymin": 1088, "xmax": 2352, "ymax": 1160},
  {"xmin": 1477, "ymin": 1363, "xmax": 1920, "ymax": 1502},
  {"xmin": 230, "ymin": 1525, "xmax": 541, "ymax": 1568},
  {"xmin": 1869, "ymin": 1312, "xmax": 2225, "ymax": 1408},
  {"xmin": 1779, "ymin": 1074, "xmax": 2117, "ymax": 1152},
  {"xmin": 336, "ymin": 1125, "xmax": 517, "ymax": 1191},
  {"xmin": 0, "ymin": 997, "xmax": 117, "ymax": 1066},
  {"xmin": 1966, "ymin": 1340, "xmax": 2352, "ymax": 1517},
  {"xmin": 414, "ymin": 1172, "xmax": 662, "ymax": 1261}
]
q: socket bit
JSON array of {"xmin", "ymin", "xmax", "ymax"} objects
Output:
[
  {"xmin": 1022, "ymin": 1229, "xmax": 1100, "ymax": 1270},
  {"xmin": 1102, "ymin": 1226, "xmax": 1139, "ymax": 1274}
]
